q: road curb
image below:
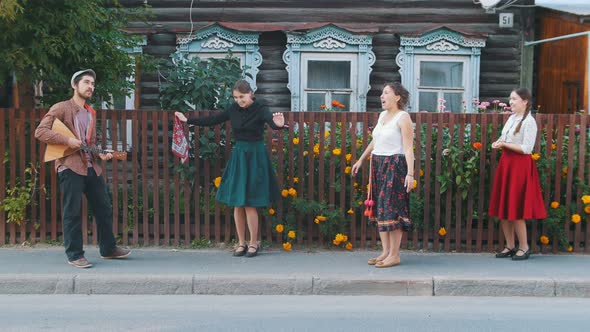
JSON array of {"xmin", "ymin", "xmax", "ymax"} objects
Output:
[{"xmin": 2, "ymin": 274, "xmax": 590, "ymax": 297}]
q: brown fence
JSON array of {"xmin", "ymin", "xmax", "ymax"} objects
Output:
[{"xmin": 1, "ymin": 108, "xmax": 589, "ymax": 253}]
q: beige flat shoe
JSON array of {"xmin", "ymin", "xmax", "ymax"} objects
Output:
[
  {"xmin": 375, "ymin": 258, "xmax": 400, "ymax": 268},
  {"xmin": 367, "ymin": 258, "xmax": 383, "ymax": 265}
]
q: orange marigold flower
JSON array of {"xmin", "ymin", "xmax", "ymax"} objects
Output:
[
  {"xmin": 275, "ymin": 224, "xmax": 284, "ymax": 233},
  {"xmin": 313, "ymin": 144, "xmax": 320, "ymax": 154},
  {"xmin": 303, "ymin": 151, "xmax": 309, "ymax": 156},
  {"xmin": 214, "ymin": 177, "xmax": 222, "ymax": 188},
  {"xmin": 331, "ymin": 100, "xmax": 340, "ymax": 107},
  {"xmin": 472, "ymin": 142, "xmax": 483, "ymax": 150},
  {"xmin": 335, "ymin": 233, "xmax": 345, "ymax": 243},
  {"xmin": 562, "ymin": 167, "xmax": 568, "ymax": 175},
  {"xmin": 282, "ymin": 242, "xmax": 292, "ymax": 251},
  {"xmin": 268, "ymin": 208, "xmax": 276, "ymax": 215},
  {"xmin": 293, "ymin": 177, "xmax": 299, "ymax": 183},
  {"xmin": 412, "ymin": 179, "xmax": 417, "ymax": 189},
  {"xmin": 353, "ymin": 182, "xmax": 359, "ymax": 188},
  {"xmin": 540, "ymin": 235, "xmax": 549, "ymax": 245},
  {"xmin": 342, "ymin": 235, "xmax": 348, "ymax": 242},
  {"xmin": 344, "ymin": 166, "xmax": 352, "ymax": 174},
  {"xmin": 567, "ymin": 246, "xmax": 573, "ymax": 252},
  {"xmin": 324, "ymin": 131, "xmax": 331, "ymax": 139},
  {"xmin": 320, "ymin": 104, "xmax": 327, "ymax": 109},
  {"xmin": 438, "ymin": 227, "xmax": 447, "ymax": 237},
  {"xmin": 347, "ymin": 208, "xmax": 354, "ymax": 215},
  {"xmin": 332, "ymin": 148, "xmax": 342, "ymax": 156},
  {"xmin": 531, "ymin": 153, "xmax": 540, "ymax": 161},
  {"xmin": 551, "ymin": 143, "xmax": 557, "ymax": 150},
  {"xmin": 288, "ymin": 230, "xmax": 296, "ymax": 239},
  {"xmin": 292, "ymin": 137, "xmax": 299, "ymax": 145},
  {"xmin": 345, "ymin": 242, "xmax": 353, "ymax": 250},
  {"xmin": 281, "ymin": 189, "xmax": 289, "ymax": 198},
  {"xmin": 346, "ymin": 153, "xmax": 352, "ymax": 162},
  {"xmin": 314, "ymin": 218, "xmax": 320, "ymax": 224},
  {"xmin": 316, "ymin": 215, "xmax": 327, "ymax": 222},
  {"xmin": 584, "ymin": 205, "xmax": 590, "ymax": 214},
  {"xmin": 419, "ymin": 169, "xmax": 424, "ymax": 177},
  {"xmin": 333, "ymin": 239, "xmax": 341, "ymax": 246},
  {"xmin": 581, "ymin": 195, "xmax": 590, "ymax": 205},
  {"xmin": 571, "ymin": 214, "xmax": 581, "ymax": 224},
  {"xmin": 550, "ymin": 201, "xmax": 560, "ymax": 209},
  {"xmin": 288, "ymin": 188, "xmax": 297, "ymax": 198}
]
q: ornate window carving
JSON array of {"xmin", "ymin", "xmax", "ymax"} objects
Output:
[
  {"xmin": 396, "ymin": 27, "xmax": 486, "ymax": 113},
  {"xmin": 283, "ymin": 25, "xmax": 375, "ymax": 112},
  {"xmin": 176, "ymin": 24, "xmax": 262, "ymax": 91}
]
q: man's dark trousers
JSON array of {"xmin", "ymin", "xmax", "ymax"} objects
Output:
[{"xmin": 59, "ymin": 167, "xmax": 117, "ymax": 261}]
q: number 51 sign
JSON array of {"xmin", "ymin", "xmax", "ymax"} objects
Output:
[{"xmin": 499, "ymin": 13, "xmax": 514, "ymax": 28}]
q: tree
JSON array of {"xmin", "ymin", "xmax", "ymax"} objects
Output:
[{"xmin": 0, "ymin": 0, "xmax": 151, "ymax": 109}]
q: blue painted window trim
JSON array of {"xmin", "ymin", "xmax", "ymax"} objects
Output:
[
  {"xmin": 396, "ymin": 28, "xmax": 486, "ymax": 112},
  {"xmin": 175, "ymin": 24, "xmax": 262, "ymax": 91},
  {"xmin": 283, "ymin": 25, "xmax": 376, "ymax": 112}
]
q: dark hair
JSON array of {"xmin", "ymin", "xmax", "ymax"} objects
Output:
[
  {"xmin": 73, "ymin": 71, "xmax": 96, "ymax": 85},
  {"xmin": 233, "ymin": 80, "xmax": 253, "ymax": 94},
  {"xmin": 512, "ymin": 87, "xmax": 532, "ymax": 134},
  {"xmin": 232, "ymin": 79, "xmax": 255, "ymax": 100},
  {"xmin": 383, "ymin": 82, "xmax": 410, "ymax": 110}
]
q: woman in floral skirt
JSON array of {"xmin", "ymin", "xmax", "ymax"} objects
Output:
[{"xmin": 352, "ymin": 82, "xmax": 415, "ymax": 268}]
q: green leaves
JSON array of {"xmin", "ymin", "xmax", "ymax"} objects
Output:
[
  {"xmin": 159, "ymin": 53, "xmax": 244, "ymax": 112},
  {"xmin": 0, "ymin": 0, "xmax": 152, "ymax": 106}
]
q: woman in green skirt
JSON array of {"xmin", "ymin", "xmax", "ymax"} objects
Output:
[{"xmin": 175, "ymin": 80, "xmax": 285, "ymax": 257}]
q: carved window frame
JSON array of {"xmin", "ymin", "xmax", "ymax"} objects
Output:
[
  {"xmin": 176, "ymin": 24, "xmax": 262, "ymax": 91},
  {"xmin": 396, "ymin": 28, "xmax": 486, "ymax": 113},
  {"xmin": 283, "ymin": 25, "xmax": 375, "ymax": 112}
]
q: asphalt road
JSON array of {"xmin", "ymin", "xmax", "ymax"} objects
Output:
[{"xmin": 1, "ymin": 295, "xmax": 589, "ymax": 332}]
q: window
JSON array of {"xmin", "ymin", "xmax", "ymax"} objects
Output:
[
  {"xmin": 396, "ymin": 28, "xmax": 486, "ymax": 113},
  {"xmin": 176, "ymin": 24, "xmax": 261, "ymax": 91},
  {"xmin": 415, "ymin": 55, "xmax": 470, "ymax": 113},
  {"xmin": 284, "ymin": 25, "xmax": 375, "ymax": 112},
  {"xmin": 302, "ymin": 54, "xmax": 357, "ymax": 112}
]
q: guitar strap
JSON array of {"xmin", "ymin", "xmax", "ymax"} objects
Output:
[{"xmin": 83, "ymin": 103, "xmax": 96, "ymax": 145}]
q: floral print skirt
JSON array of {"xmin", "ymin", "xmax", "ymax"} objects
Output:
[{"xmin": 368, "ymin": 154, "xmax": 412, "ymax": 232}]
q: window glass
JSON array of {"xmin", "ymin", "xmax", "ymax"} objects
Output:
[
  {"xmin": 307, "ymin": 93, "xmax": 326, "ymax": 112},
  {"xmin": 443, "ymin": 92, "xmax": 463, "ymax": 113},
  {"xmin": 307, "ymin": 61, "xmax": 351, "ymax": 89},
  {"xmin": 420, "ymin": 61, "xmax": 463, "ymax": 88},
  {"xmin": 418, "ymin": 91, "xmax": 438, "ymax": 112}
]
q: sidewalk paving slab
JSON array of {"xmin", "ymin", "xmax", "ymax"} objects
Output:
[{"xmin": 1, "ymin": 247, "xmax": 589, "ymax": 297}]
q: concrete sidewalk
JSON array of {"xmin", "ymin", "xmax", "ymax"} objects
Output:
[{"xmin": 1, "ymin": 247, "xmax": 590, "ymax": 297}]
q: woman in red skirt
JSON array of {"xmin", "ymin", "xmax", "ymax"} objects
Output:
[{"xmin": 489, "ymin": 88, "xmax": 547, "ymax": 260}]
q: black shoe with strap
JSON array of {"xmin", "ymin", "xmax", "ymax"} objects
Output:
[
  {"xmin": 245, "ymin": 245, "xmax": 259, "ymax": 258},
  {"xmin": 495, "ymin": 247, "xmax": 517, "ymax": 258},
  {"xmin": 512, "ymin": 248, "xmax": 530, "ymax": 261},
  {"xmin": 233, "ymin": 244, "xmax": 248, "ymax": 257}
]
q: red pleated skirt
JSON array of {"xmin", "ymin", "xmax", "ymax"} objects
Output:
[{"xmin": 488, "ymin": 149, "xmax": 547, "ymax": 220}]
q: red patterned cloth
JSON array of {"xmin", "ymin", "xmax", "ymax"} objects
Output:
[{"xmin": 172, "ymin": 116, "xmax": 189, "ymax": 163}]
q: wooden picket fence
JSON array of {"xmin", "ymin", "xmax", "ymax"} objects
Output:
[{"xmin": 1, "ymin": 108, "xmax": 588, "ymax": 253}]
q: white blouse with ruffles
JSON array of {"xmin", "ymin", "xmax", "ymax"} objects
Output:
[{"xmin": 499, "ymin": 113, "xmax": 538, "ymax": 154}]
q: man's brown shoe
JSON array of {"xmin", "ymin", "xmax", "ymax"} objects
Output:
[
  {"xmin": 68, "ymin": 257, "xmax": 93, "ymax": 268},
  {"xmin": 101, "ymin": 247, "xmax": 131, "ymax": 259}
]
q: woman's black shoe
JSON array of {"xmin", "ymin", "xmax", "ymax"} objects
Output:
[
  {"xmin": 245, "ymin": 245, "xmax": 259, "ymax": 258},
  {"xmin": 233, "ymin": 244, "xmax": 248, "ymax": 257},
  {"xmin": 512, "ymin": 249, "xmax": 530, "ymax": 261},
  {"xmin": 495, "ymin": 247, "xmax": 516, "ymax": 258}
]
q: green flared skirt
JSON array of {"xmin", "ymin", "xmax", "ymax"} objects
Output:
[{"xmin": 216, "ymin": 140, "xmax": 280, "ymax": 207}]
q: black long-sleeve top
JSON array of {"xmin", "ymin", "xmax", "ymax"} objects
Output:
[{"xmin": 187, "ymin": 99, "xmax": 284, "ymax": 141}]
